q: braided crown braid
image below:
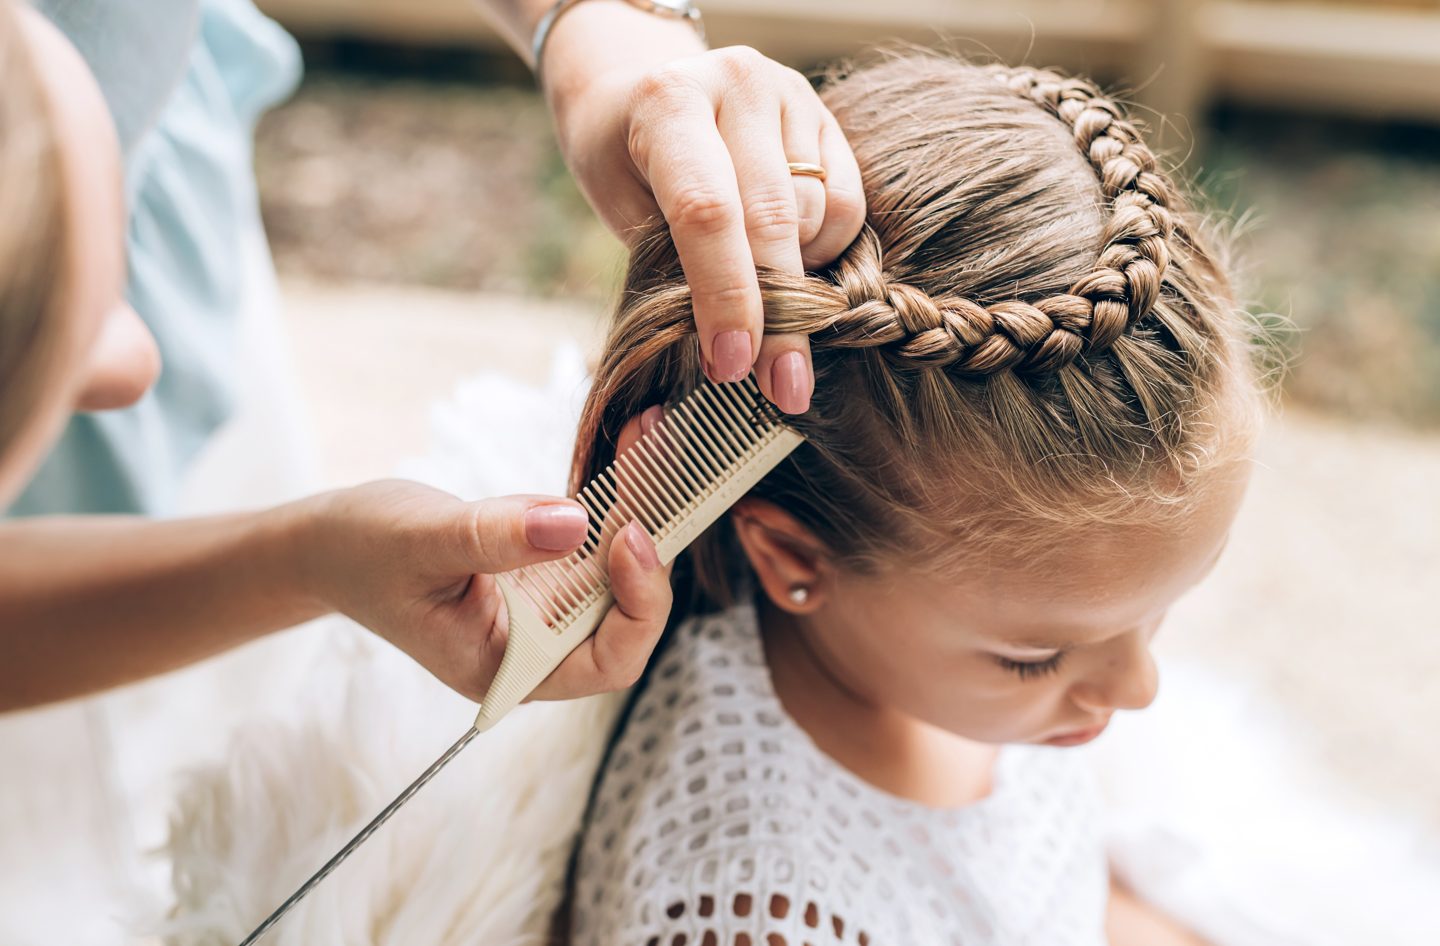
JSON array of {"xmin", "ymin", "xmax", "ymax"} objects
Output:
[
  {"xmin": 802, "ymin": 66, "xmax": 1176, "ymax": 376},
  {"xmin": 578, "ymin": 52, "xmax": 1255, "ymax": 589}
]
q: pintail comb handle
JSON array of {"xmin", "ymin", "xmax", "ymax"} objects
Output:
[{"xmin": 474, "ymin": 375, "xmax": 804, "ymax": 732}]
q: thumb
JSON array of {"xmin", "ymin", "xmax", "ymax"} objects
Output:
[{"xmin": 463, "ymin": 494, "xmax": 590, "ymax": 574}]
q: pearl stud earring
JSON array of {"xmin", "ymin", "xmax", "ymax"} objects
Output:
[{"xmin": 787, "ymin": 585, "xmax": 810, "ymax": 606}]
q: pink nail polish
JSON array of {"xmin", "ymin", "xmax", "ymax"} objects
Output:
[
  {"xmin": 525, "ymin": 504, "xmax": 588, "ymax": 551},
  {"xmin": 772, "ymin": 351, "xmax": 812, "ymax": 414},
  {"xmin": 624, "ymin": 521, "xmax": 662, "ymax": 569},
  {"xmin": 712, "ymin": 331, "xmax": 753, "ymax": 382}
]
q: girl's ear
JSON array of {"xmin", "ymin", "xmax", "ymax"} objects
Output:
[{"xmin": 730, "ymin": 499, "xmax": 829, "ymax": 614}]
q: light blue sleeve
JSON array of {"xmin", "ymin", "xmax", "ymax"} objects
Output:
[
  {"xmin": 11, "ymin": 0, "xmax": 301, "ymax": 517},
  {"xmin": 31, "ymin": 0, "xmax": 197, "ymax": 155}
]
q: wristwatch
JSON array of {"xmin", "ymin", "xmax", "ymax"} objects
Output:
[{"xmin": 532, "ymin": 0, "xmax": 707, "ymax": 81}]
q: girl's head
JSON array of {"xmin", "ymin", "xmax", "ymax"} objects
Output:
[
  {"xmin": 0, "ymin": 3, "xmax": 157, "ymax": 507},
  {"xmin": 576, "ymin": 53, "xmax": 1258, "ymax": 747}
]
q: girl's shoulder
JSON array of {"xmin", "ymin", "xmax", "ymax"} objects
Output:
[
  {"xmin": 585, "ymin": 602, "xmax": 810, "ymax": 847},
  {"xmin": 572, "ymin": 602, "xmax": 856, "ymax": 941},
  {"xmin": 571, "ymin": 601, "xmax": 1109, "ymax": 946}
]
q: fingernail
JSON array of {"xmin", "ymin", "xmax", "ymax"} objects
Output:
[
  {"xmin": 624, "ymin": 521, "xmax": 661, "ymax": 570},
  {"xmin": 640, "ymin": 404, "xmax": 663, "ymax": 437},
  {"xmin": 711, "ymin": 331, "xmax": 753, "ymax": 382},
  {"xmin": 772, "ymin": 351, "xmax": 812, "ymax": 414},
  {"xmin": 525, "ymin": 503, "xmax": 588, "ymax": 551}
]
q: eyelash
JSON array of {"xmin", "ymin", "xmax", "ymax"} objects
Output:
[{"xmin": 995, "ymin": 653, "xmax": 1066, "ymax": 680}]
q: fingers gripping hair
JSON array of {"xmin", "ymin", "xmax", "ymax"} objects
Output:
[{"xmin": 605, "ymin": 63, "xmax": 1186, "ymax": 383}]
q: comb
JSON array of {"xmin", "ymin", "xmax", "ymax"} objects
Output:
[
  {"xmin": 237, "ymin": 375, "xmax": 804, "ymax": 945},
  {"xmin": 477, "ymin": 373, "xmax": 804, "ymax": 731}
]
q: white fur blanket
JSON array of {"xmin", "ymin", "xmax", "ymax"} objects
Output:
[
  {"xmin": 162, "ymin": 634, "xmax": 622, "ymax": 945},
  {"xmin": 156, "ymin": 349, "xmax": 1440, "ymax": 946}
]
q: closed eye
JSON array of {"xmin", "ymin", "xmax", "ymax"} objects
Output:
[{"xmin": 994, "ymin": 652, "xmax": 1065, "ymax": 680}]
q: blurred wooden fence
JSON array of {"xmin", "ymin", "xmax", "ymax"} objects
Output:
[{"xmin": 258, "ymin": 0, "xmax": 1440, "ymax": 129}]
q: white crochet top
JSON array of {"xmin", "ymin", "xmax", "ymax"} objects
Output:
[{"xmin": 571, "ymin": 599, "xmax": 1109, "ymax": 946}]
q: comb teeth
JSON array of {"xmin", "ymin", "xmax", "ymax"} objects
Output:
[
  {"xmin": 475, "ymin": 375, "xmax": 805, "ymax": 731},
  {"xmin": 507, "ymin": 376, "xmax": 791, "ymax": 630}
]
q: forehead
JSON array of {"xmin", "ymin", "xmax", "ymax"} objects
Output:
[{"xmin": 913, "ymin": 460, "xmax": 1250, "ymax": 646}]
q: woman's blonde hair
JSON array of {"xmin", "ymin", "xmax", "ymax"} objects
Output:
[
  {"xmin": 574, "ymin": 53, "xmax": 1257, "ymax": 603},
  {"xmin": 0, "ymin": 2, "xmax": 72, "ymax": 460}
]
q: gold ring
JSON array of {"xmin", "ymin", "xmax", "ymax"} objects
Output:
[{"xmin": 787, "ymin": 162, "xmax": 827, "ymax": 181}]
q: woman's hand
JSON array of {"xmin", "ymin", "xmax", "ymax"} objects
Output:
[
  {"xmin": 299, "ymin": 480, "xmax": 673, "ymax": 703},
  {"xmin": 0, "ymin": 480, "xmax": 672, "ymax": 713},
  {"xmin": 538, "ymin": 4, "xmax": 866, "ymax": 414}
]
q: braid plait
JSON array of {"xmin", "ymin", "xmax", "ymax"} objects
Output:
[
  {"xmin": 792, "ymin": 230, "xmax": 1093, "ymax": 376},
  {"xmin": 991, "ymin": 65, "xmax": 1176, "ymax": 348},
  {"xmin": 802, "ymin": 66, "xmax": 1177, "ymax": 377}
]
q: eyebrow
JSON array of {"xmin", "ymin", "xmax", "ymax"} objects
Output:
[
  {"xmin": 997, "ymin": 617, "xmax": 1143, "ymax": 653},
  {"xmin": 1000, "ymin": 639, "xmax": 1072, "ymax": 653}
]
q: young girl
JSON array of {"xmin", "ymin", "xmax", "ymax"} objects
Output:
[{"xmin": 567, "ymin": 52, "xmax": 1257, "ymax": 945}]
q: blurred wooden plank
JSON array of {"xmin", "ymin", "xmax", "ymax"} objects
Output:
[
  {"xmin": 705, "ymin": 0, "xmax": 1145, "ymax": 80},
  {"xmin": 256, "ymin": 0, "xmax": 1148, "ymax": 64},
  {"xmin": 257, "ymin": 0, "xmax": 503, "ymax": 44},
  {"xmin": 1138, "ymin": 0, "xmax": 1209, "ymax": 153},
  {"xmin": 1206, "ymin": 1, "xmax": 1440, "ymax": 121},
  {"xmin": 256, "ymin": 0, "xmax": 1440, "ymax": 123}
]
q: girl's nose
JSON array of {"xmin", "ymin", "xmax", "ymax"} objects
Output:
[
  {"xmin": 1071, "ymin": 633, "xmax": 1159, "ymax": 713},
  {"xmin": 75, "ymin": 303, "xmax": 160, "ymax": 411}
]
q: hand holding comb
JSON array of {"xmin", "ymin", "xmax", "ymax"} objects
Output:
[{"xmin": 237, "ymin": 375, "xmax": 804, "ymax": 945}]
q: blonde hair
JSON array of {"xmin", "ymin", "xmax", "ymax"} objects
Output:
[
  {"xmin": 574, "ymin": 53, "xmax": 1258, "ymax": 602},
  {"xmin": 0, "ymin": 2, "xmax": 71, "ymax": 460}
]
